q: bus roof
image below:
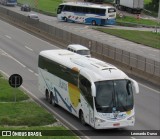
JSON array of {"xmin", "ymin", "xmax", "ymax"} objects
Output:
[
  {"xmin": 67, "ymin": 44, "xmax": 89, "ymax": 51},
  {"xmin": 40, "ymin": 49, "xmax": 128, "ymax": 82},
  {"xmin": 60, "ymin": 2, "xmax": 113, "ymax": 9}
]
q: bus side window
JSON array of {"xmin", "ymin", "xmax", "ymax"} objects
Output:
[
  {"xmin": 64, "ymin": 5, "xmax": 71, "ymax": 11},
  {"xmin": 86, "ymin": 8, "xmax": 91, "ymax": 14},
  {"xmin": 83, "ymin": 7, "xmax": 87, "ymax": 13},
  {"xmin": 79, "ymin": 75, "xmax": 93, "ymax": 108},
  {"xmin": 71, "ymin": 6, "xmax": 76, "ymax": 12},
  {"xmin": 77, "ymin": 6, "xmax": 83, "ymax": 13}
]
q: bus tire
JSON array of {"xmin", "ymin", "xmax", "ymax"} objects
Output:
[
  {"xmin": 49, "ymin": 92, "xmax": 57, "ymax": 106},
  {"xmin": 79, "ymin": 110, "xmax": 86, "ymax": 125},
  {"xmin": 45, "ymin": 89, "xmax": 49, "ymax": 101},
  {"xmin": 92, "ymin": 20, "xmax": 96, "ymax": 26},
  {"xmin": 64, "ymin": 17, "xmax": 68, "ymax": 22}
]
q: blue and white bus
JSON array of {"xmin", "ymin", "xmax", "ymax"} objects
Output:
[
  {"xmin": 38, "ymin": 49, "xmax": 139, "ymax": 129},
  {"xmin": 0, "ymin": 0, "xmax": 17, "ymax": 6},
  {"xmin": 57, "ymin": 2, "xmax": 116, "ymax": 26}
]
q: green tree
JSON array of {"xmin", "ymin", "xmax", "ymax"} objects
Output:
[{"xmin": 145, "ymin": 0, "xmax": 159, "ymax": 12}]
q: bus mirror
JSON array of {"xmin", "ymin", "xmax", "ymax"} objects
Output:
[
  {"xmin": 91, "ymin": 83, "xmax": 96, "ymax": 97},
  {"xmin": 130, "ymin": 79, "xmax": 139, "ymax": 94}
]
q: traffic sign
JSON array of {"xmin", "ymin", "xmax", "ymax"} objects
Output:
[{"xmin": 9, "ymin": 74, "xmax": 23, "ymax": 88}]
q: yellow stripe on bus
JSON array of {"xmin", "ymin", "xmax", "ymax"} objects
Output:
[{"xmin": 68, "ymin": 83, "xmax": 80, "ymax": 108}]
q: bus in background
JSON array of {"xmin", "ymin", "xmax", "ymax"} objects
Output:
[
  {"xmin": 57, "ymin": 2, "xmax": 116, "ymax": 26},
  {"xmin": 38, "ymin": 49, "xmax": 139, "ymax": 129},
  {"xmin": 0, "ymin": 0, "xmax": 17, "ymax": 6}
]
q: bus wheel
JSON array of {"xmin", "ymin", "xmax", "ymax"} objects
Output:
[
  {"xmin": 49, "ymin": 92, "xmax": 57, "ymax": 106},
  {"xmin": 45, "ymin": 89, "xmax": 49, "ymax": 101},
  {"xmin": 64, "ymin": 17, "xmax": 68, "ymax": 22},
  {"xmin": 92, "ymin": 20, "xmax": 96, "ymax": 26},
  {"xmin": 79, "ymin": 110, "xmax": 86, "ymax": 125}
]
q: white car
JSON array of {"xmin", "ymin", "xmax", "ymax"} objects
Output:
[
  {"xmin": 28, "ymin": 13, "xmax": 39, "ymax": 21},
  {"xmin": 67, "ymin": 44, "xmax": 91, "ymax": 57}
]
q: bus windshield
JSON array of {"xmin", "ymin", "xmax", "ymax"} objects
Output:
[
  {"xmin": 95, "ymin": 79, "xmax": 133, "ymax": 113},
  {"xmin": 57, "ymin": 5, "xmax": 64, "ymax": 14}
]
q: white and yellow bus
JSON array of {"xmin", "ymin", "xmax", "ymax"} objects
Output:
[
  {"xmin": 38, "ymin": 49, "xmax": 139, "ymax": 129},
  {"xmin": 57, "ymin": 2, "xmax": 116, "ymax": 26}
]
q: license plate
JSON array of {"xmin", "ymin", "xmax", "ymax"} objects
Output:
[{"xmin": 113, "ymin": 123, "xmax": 120, "ymax": 126}]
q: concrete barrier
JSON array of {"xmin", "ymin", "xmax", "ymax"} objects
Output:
[
  {"xmin": 115, "ymin": 48, "xmax": 122, "ymax": 62},
  {"xmin": 0, "ymin": 6, "xmax": 159, "ymax": 84}
]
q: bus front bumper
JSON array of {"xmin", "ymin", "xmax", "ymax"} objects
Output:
[{"xmin": 94, "ymin": 118, "xmax": 135, "ymax": 129}]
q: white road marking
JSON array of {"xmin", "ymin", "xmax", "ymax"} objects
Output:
[
  {"xmin": 34, "ymin": 73, "xmax": 38, "ymax": 76},
  {"xmin": 130, "ymin": 137, "xmax": 136, "ymax": 139},
  {"xmin": 1, "ymin": 20, "xmax": 58, "ymax": 49},
  {"xmin": 25, "ymin": 46, "xmax": 33, "ymax": 51},
  {"xmin": 5, "ymin": 35, "xmax": 12, "ymax": 39},
  {"xmin": 0, "ymin": 49, "xmax": 8, "ymax": 56},
  {"xmin": 28, "ymin": 69, "xmax": 34, "ymax": 73},
  {"xmin": 0, "ymin": 48, "xmax": 26, "ymax": 68},
  {"xmin": 8, "ymin": 55, "xmax": 26, "ymax": 68},
  {"xmin": 139, "ymin": 83, "xmax": 160, "ymax": 94},
  {"xmin": 0, "ymin": 70, "xmax": 90, "ymax": 139}
]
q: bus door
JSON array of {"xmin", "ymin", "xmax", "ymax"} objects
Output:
[
  {"xmin": 79, "ymin": 75, "xmax": 94, "ymax": 126},
  {"xmin": 89, "ymin": 104, "xmax": 94, "ymax": 127}
]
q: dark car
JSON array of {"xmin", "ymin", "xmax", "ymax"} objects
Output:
[{"xmin": 21, "ymin": 4, "xmax": 31, "ymax": 12}]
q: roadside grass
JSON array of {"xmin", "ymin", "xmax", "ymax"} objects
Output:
[
  {"xmin": 0, "ymin": 74, "xmax": 55, "ymax": 126},
  {"xmin": 144, "ymin": 0, "xmax": 151, "ymax": 4},
  {"xmin": 17, "ymin": 0, "xmax": 62, "ymax": 15},
  {"xmin": 0, "ymin": 77, "xmax": 29, "ymax": 102},
  {"xmin": 0, "ymin": 102, "xmax": 56, "ymax": 126},
  {"xmin": 95, "ymin": 28, "xmax": 160, "ymax": 49},
  {"xmin": 0, "ymin": 73, "xmax": 77, "ymax": 138},
  {"xmin": 116, "ymin": 15, "xmax": 160, "ymax": 27}
]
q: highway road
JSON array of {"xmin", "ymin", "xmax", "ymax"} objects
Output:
[
  {"xmin": 1, "ymin": 5, "xmax": 160, "ymax": 62},
  {"xmin": 0, "ymin": 19, "xmax": 160, "ymax": 139}
]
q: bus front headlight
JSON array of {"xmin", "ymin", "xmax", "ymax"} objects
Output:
[{"xmin": 95, "ymin": 117, "xmax": 105, "ymax": 123}]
